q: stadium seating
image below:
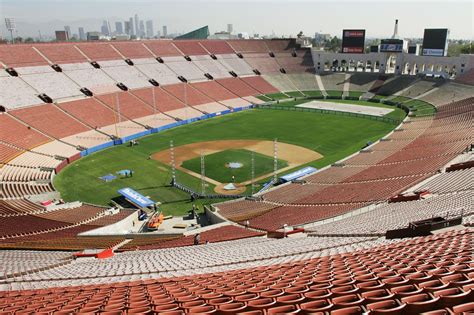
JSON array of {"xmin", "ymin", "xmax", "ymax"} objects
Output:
[
  {"xmin": 240, "ymin": 76, "xmax": 279, "ymax": 94},
  {"xmin": 130, "ymin": 86, "xmax": 186, "ymax": 113},
  {"xmin": 143, "ymin": 40, "xmax": 183, "ymax": 57},
  {"xmin": 216, "ymin": 54, "xmax": 254, "ymax": 75},
  {"xmin": 215, "ymin": 77, "xmax": 260, "ymax": 97},
  {"xmin": 133, "ymin": 58, "xmax": 181, "ymax": 85},
  {"xmin": 62, "ymin": 62, "xmax": 120, "ymax": 95},
  {"xmin": 111, "ymin": 42, "xmax": 154, "ymax": 59},
  {"xmin": 35, "ymin": 44, "xmax": 88, "ymax": 64},
  {"xmin": 162, "ymin": 83, "xmax": 213, "ymax": 106},
  {"xmin": 173, "ymin": 41, "xmax": 208, "ymax": 56},
  {"xmin": 275, "ymin": 50, "xmax": 314, "ymax": 73},
  {"xmin": 199, "ymin": 40, "xmax": 235, "ymax": 54},
  {"xmin": 75, "ymin": 43, "xmax": 122, "ymax": 61},
  {"xmin": 349, "ymin": 73, "xmax": 380, "ymax": 92},
  {"xmin": 58, "ymin": 97, "xmax": 118, "ymax": 130},
  {"xmin": 0, "ymin": 76, "xmax": 43, "ymax": 109},
  {"xmin": 263, "ymin": 74, "xmax": 299, "ymax": 92},
  {"xmin": 0, "ymin": 41, "xmax": 473, "ymax": 315},
  {"xmin": 191, "ymin": 80, "xmax": 239, "ymax": 101},
  {"xmin": 375, "ymin": 76, "xmax": 419, "ymax": 96},
  {"xmin": 0, "ymin": 45, "xmax": 48, "ymax": 68},
  {"xmin": 0, "ymin": 114, "xmax": 50, "ymax": 149},
  {"xmin": 192, "ymin": 55, "xmax": 232, "ymax": 78},
  {"xmin": 308, "ymin": 190, "xmax": 472, "ymax": 235},
  {"xmin": 244, "ymin": 53, "xmax": 281, "ymax": 74},
  {"xmin": 455, "ymin": 68, "xmax": 474, "ymax": 85},
  {"xmin": 162, "ymin": 56, "xmax": 207, "ymax": 81},
  {"xmin": 10, "ymin": 104, "xmax": 91, "ymax": 139},
  {"xmin": 96, "ymin": 91, "xmax": 155, "ymax": 120},
  {"xmin": 100, "ymin": 60, "xmax": 152, "ymax": 89},
  {"xmin": 18, "ymin": 67, "xmax": 83, "ymax": 101},
  {"xmin": 319, "ymin": 73, "xmax": 346, "ymax": 92},
  {"xmin": 228, "ymin": 40, "xmax": 269, "ymax": 53}
]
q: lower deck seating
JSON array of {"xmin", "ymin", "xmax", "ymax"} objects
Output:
[
  {"xmin": 10, "ymin": 104, "xmax": 91, "ymax": 139},
  {"xmin": 162, "ymin": 83, "xmax": 213, "ymax": 106},
  {"xmin": 0, "ymin": 114, "xmax": 50, "ymax": 150},
  {"xmin": 216, "ymin": 77, "xmax": 260, "ymax": 97},
  {"xmin": 239, "ymin": 76, "xmax": 279, "ymax": 94},
  {"xmin": 131, "ymin": 87, "xmax": 186, "ymax": 113},
  {"xmin": 0, "ymin": 229, "xmax": 471, "ymax": 315}
]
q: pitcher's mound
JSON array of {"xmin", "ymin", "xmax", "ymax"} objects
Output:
[{"xmin": 214, "ymin": 183, "xmax": 247, "ymax": 195}]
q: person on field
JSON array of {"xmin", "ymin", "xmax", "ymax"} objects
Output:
[{"xmin": 194, "ymin": 233, "xmax": 201, "ymax": 245}]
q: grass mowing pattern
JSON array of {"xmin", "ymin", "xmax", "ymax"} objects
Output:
[
  {"xmin": 55, "ymin": 107, "xmax": 398, "ymax": 216},
  {"xmin": 181, "ymin": 149, "xmax": 288, "ymax": 183}
]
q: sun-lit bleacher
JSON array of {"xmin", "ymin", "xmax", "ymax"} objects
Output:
[{"xmin": 0, "ymin": 37, "xmax": 473, "ymax": 315}]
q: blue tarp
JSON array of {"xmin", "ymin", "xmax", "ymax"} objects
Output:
[
  {"xmin": 279, "ymin": 167, "xmax": 317, "ymax": 183},
  {"xmin": 118, "ymin": 187, "xmax": 155, "ymax": 208},
  {"xmin": 99, "ymin": 174, "xmax": 116, "ymax": 182}
]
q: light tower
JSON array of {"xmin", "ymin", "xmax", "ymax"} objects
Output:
[{"xmin": 5, "ymin": 18, "xmax": 16, "ymax": 43}]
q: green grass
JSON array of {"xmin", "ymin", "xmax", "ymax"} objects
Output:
[
  {"xmin": 348, "ymin": 91, "xmax": 364, "ymax": 98},
  {"xmin": 405, "ymin": 99, "xmax": 437, "ymax": 116},
  {"xmin": 390, "ymin": 96, "xmax": 410, "ymax": 103},
  {"xmin": 326, "ymin": 90, "xmax": 343, "ymax": 97},
  {"xmin": 55, "ymin": 106, "xmax": 399, "ymax": 216},
  {"xmin": 372, "ymin": 95, "xmax": 386, "ymax": 100},
  {"xmin": 302, "ymin": 90, "xmax": 323, "ymax": 97},
  {"xmin": 182, "ymin": 149, "xmax": 288, "ymax": 183},
  {"xmin": 285, "ymin": 91, "xmax": 306, "ymax": 98}
]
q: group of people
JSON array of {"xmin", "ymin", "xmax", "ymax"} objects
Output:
[{"xmin": 129, "ymin": 139, "xmax": 140, "ymax": 147}]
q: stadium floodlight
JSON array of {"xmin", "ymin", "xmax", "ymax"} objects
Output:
[{"xmin": 5, "ymin": 18, "xmax": 16, "ymax": 43}]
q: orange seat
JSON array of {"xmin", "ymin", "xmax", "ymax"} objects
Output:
[
  {"xmin": 452, "ymin": 302, "xmax": 474, "ymax": 314},
  {"xmin": 299, "ymin": 299, "xmax": 334, "ymax": 312},
  {"xmin": 366, "ymin": 299, "xmax": 406, "ymax": 315},
  {"xmin": 401, "ymin": 293, "xmax": 440, "ymax": 314},
  {"xmin": 330, "ymin": 306, "xmax": 363, "ymax": 314},
  {"xmin": 432, "ymin": 287, "xmax": 472, "ymax": 308},
  {"xmin": 267, "ymin": 304, "xmax": 300, "ymax": 314}
]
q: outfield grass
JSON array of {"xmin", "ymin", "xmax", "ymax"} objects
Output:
[
  {"xmin": 326, "ymin": 90, "xmax": 343, "ymax": 97},
  {"xmin": 182, "ymin": 149, "xmax": 288, "ymax": 183},
  {"xmin": 348, "ymin": 91, "xmax": 364, "ymax": 98},
  {"xmin": 55, "ymin": 106, "xmax": 399, "ymax": 216}
]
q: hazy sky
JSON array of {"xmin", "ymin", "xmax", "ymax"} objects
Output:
[{"xmin": 0, "ymin": 0, "xmax": 472, "ymax": 39}]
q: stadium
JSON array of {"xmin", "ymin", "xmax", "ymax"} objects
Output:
[{"xmin": 0, "ymin": 10, "xmax": 473, "ymax": 315}]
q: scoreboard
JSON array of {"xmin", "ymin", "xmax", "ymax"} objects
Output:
[
  {"xmin": 342, "ymin": 29, "xmax": 366, "ymax": 53},
  {"xmin": 422, "ymin": 28, "xmax": 449, "ymax": 56},
  {"xmin": 380, "ymin": 39, "xmax": 404, "ymax": 52}
]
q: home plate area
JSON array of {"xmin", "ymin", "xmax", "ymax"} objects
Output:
[{"xmin": 152, "ymin": 140, "xmax": 322, "ymax": 195}]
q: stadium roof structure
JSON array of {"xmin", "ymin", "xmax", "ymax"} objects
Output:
[{"xmin": 174, "ymin": 25, "xmax": 210, "ymax": 40}]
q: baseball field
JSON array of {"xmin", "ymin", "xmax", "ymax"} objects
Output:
[{"xmin": 54, "ymin": 99, "xmax": 405, "ymax": 216}]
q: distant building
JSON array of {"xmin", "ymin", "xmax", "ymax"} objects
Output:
[
  {"xmin": 146, "ymin": 20, "xmax": 154, "ymax": 38},
  {"xmin": 78, "ymin": 27, "xmax": 86, "ymax": 40},
  {"xmin": 101, "ymin": 21, "xmax": 110, "ymax": 36},
  {"xmin": 129, "ymin": 17, "xmax": 135, "ymax": 36},
  {"xmin": 227, "ymin": 24, "xmax": 233, "ymax": 34},
  {"xmin": 115, "ymin": 22, "xmax": 123, "ymax": 34},
  {"xmin": 56, "ymin": 30, "xmax": 69, "ymax": 41},
  {"xmin": 87, "ymin": 31, "xmax": 100, "ymax": 41},
  {"xmin": 208, "ymin": 31, "xmax": 238, "ymax": 40},
  {"xmin": 134, "ymin": 14, "xmax": 139, "ymax": 37},
  {"xmin": 139, "ymin": 20, "xmax": 145, "ymax": 38},
  {"xmin": 124, "ymin": 21, "xmax": 131, "ymax": 35},
  {"xmin": 162, "ymin": 25, "xmax": 168, "ymax": 38},
  {"xmin": 64, "ymin": 25, "xmax": 71, "ymax": 38},
  {"xmin": 175, "ymin": 25, "xmax": 209, "ymax": 40}
]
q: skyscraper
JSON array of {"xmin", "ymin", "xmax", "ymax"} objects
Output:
[
  {"xmin": 227, "ymin": 24, "xmax": 233, "ymax": 34},
  {"xmin": 163, "ymin": 25, "xmax": 168, "ymax": 38},
  {"xmin": 134, "ymin": 14, "xmax": 139, "ymax": 37},
  {"xmin": 139, "ymin": 20, "xmax": 145, "ymax": 38},
  {"xmin": 115, "ymin": 21, "xmax": 123, "ymax": 34},
  {"xmin": 101, "ymin": 20, "xmax": 110, "ymax": 36},
  {"xmin": 124, "ymin": 21, "xmax": 131, "ymax": 35},
  {"xmin": 78, "ymin": 27, "xmax": 86, "ymax": 40},
  {"xmin": 146, "ymin": 20, "xmax": 154, "ymax": 38},
  {"xmin": 64, "ymin": 25, "xmax": 71, "ymax": 38},
  {"xmin": 129, "ymin": 17, "xmax": 135, "ymax": 36}
]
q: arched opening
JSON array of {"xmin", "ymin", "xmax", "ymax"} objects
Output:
[{"xmin": 0, "ymin": 106, "xmax": 6, "ymax": 113}]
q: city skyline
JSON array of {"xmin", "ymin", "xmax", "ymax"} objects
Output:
[{"xmin": 0, "ymin": 0, "xmax": 472, "ymax": 40}]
